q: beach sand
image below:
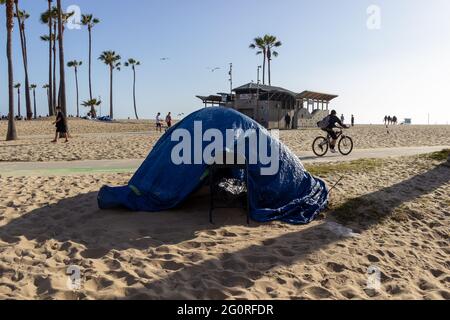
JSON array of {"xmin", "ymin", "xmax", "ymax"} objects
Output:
[
  {"xmin": 0, "ymin": 154, "xmax": 448, "ymax": 300},
  {"xmin": 0, "ymin": 119, "xmax": 449, "ymax": 162}
]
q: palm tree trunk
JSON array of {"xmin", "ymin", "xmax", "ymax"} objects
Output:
[
  {"xmin": 6, "ymin": 0, "xmax": 17, "ymax": 141},
  {"xmin": 47, "ymin": 1, "xmax": 54, "ymax": 116},
  {"xmin": 52, "ymin": 22, "xmax": 57, "ymax": 110},
  {"xmin": 110, "ymin": 66, "xmax": 114, "ymax": 119},
  {"xmin": 46, "ymin": 87, "xmax": 50, "ymax": 115},
  {"xmin": 17, "ymin": 88, "xmax": 21, "ymax": 118},
  {"xmin": 268, "ymin": 58, "xmax": 271, "ymax": 86},
  {"xmin": 22, "ymin": 27, "xmax": 32, "ymax": 120},
  {"xmin": 75, "ymin": 67, "xmax": 79, "ymax": 117},
  {"xmin": 14, "ymin": 1, "xmax": 32, "ymax": 120},
  {"xmin": 58, "ymin": 81, "xmax": 61, "ymax": 107},
  {"xmin": 133, "ymin": 66, "xmax": 138, "ymax": 120},
  {"xmin": 33, "ymin": 89, "xmax": 37, "ymax": 119},
  {"xmin": 88, "ymin": 26, "xmax": 93, "ymax": 100},
  {"xmin": 262, "ymin": 50, "xmax": 266, "ymax": 85},
  {"xmin": 56, "ymin": 0, "xmax": 67, "ymax": 115}
]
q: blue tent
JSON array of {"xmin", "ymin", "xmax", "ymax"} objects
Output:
[{"xmin": 98, "ymin": 108, "xmax": 329, "ymax": 224}]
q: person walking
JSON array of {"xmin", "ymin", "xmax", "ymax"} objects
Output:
[
  {"xmin": 351, "ymin": 114, "xmax": 355, "ymax": 127},
  {"xmin": 156, "ymin": 112, "xmax": 162, "ymax": 133},
  {"xmin": 52, "ymin": 106, "xmax": 69, "ymax": 143},
  {"xmin": 341, "ymin": 114, "xmax": 345, "ymax": 124},
  {"xmin": 165, "ymin": 112, "xmax": 172, "ymax": 129}
]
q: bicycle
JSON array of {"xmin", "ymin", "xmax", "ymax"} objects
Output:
[{"xmin": 312, "ymin": 128, "xmax": 354, "ymax": 157}]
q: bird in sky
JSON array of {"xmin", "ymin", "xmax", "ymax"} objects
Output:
[
  {"xmin": 160, "ymin": 57, "xmax": 170, "ymax": 61},
  {"xmin": 207, "ymin": 67, "xmax": 221, "ymax": 72}
]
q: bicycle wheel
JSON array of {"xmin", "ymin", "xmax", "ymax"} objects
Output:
[
  {"xmin": 313, "ymin": 137, "xmax": 329, "ymax": 157},
  {"xmin": 339, "ymin": 136, "xmax": 354, "ymax": 156}
]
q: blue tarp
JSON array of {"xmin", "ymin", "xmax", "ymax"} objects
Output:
[{"xmin": 98, "ymin": 107, "xmax": 329, "ymax": 224}]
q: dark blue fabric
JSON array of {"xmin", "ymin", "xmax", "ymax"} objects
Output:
[{"xmin": 98, "ymin": 107, "xmax": 329, "ymax": 224}]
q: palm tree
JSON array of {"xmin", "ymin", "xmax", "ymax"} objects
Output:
[
  {"xmin": 14, "ymin": 83, "xmax": 21, "ymax": 118},
  {"xmin": 43, "ymin": 84, "xmax": 50, "ymax": 115},
  {"xmin": 46, "ymin": 0, "xmax": 53, "ymax": 115},
  {"xmin": 249, "ymin": 35, "xmax": 282, "ymax": 86},
  {"xmin": 124, "ymin": 58, "xmax": 141, "ymax": 120},
  {"xmin": 40, "ymin": 5, "xmax": 58, "ymax": 116},
  {"xmin": 14, "ymin": 3, "xmax": 32, "ymax": 120},
  {"xmin": 30, "ymin": 84, "xmax": 37, "ymax": 119},
  {"xmin": 2, "ymin": 0, "xmax": 17, "ymax": 140},
  {"xmin": 67, "ymin": 60, "xmax": 82, "ymax": 117},
  {"xmin": 264, "ymin": 35, "xmax": 282, "ymax": 86},
  {"xmin": 82, "ymin": 98, "xmax": 101, "ymax": 118},
  {"xmin": 99, "ymin": 51, "xmax": 121, "ymax": 119},
  {"xmin": 40, "ymin": 35, "xmax": 53, "ymax": 114},
  {"xmin": 81, "ymin": 14, "xmax": 100, "ymax": 101},
  {"xmin": 56, "ymin": 0, "xmax": 67, "ymax": 116},
  {"xmin": 249, "ymin": 37, "xmax": 266, "ymax": 85}
]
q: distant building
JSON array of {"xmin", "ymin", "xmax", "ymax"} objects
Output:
[
  {"xmin": 197, "ymin": 83, "xmax": 338, "ymax": 129},
  {"xmin": 403, "ymin": 118, "xmax": 412, "ymax": 125}
]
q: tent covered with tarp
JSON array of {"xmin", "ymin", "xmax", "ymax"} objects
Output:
[{"xmin": 98, "ymin": 108, "xmax": 329, "ymax": 224}]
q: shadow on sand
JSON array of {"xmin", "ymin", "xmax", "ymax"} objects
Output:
[{"xmin": 0, "ymin": 163, "xmax": 448, "ymax": 299}]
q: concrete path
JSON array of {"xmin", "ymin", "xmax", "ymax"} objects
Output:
[{"xmin": 0, "ymin": 146, "xmax": 447, "ymax": 177}]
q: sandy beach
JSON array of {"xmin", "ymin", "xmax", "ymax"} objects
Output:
[
  {"xmin": 0, "ymin": 152, "xmax": 448, "ymax": 300},
  {"xmin": 0, "ymin": 119, "xmax": 449, "ymax": 162}
]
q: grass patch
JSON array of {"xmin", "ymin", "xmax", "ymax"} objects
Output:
[
  {"xmin": 305, "ymin": 158, "xmax": 385, "ymax": 177},
  {"xmin": 420, "ymin": 149, "xmax": 450, "ymax": 161}
]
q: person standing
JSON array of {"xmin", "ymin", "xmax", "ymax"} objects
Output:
[
  {"xmin": 351, "ymin": 115, "xmax": 355, "ymax": 127},
  {"xmin": 165, "ymin": 112, "xmax": 172, "ymax": 129},
  {"xmin": 285, "ymin": 113, "xmax": 291, "ymax": 130},
  {"xmin": 156, "ymin": 112, "xmax": 162, "ymax": 133},
  {"xmin": 52, "ymin": 106, "xmax": 69, "ymax": 143},
  {"xmin": 341, "ymin": 114, "xmax": 345, "ymax": 124}
]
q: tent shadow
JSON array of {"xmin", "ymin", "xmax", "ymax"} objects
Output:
[
  {"xmin": 121, "ymin": 163, "xmax": 449, "ymax": 299},
  {"xmin": 0, "ymin": 163, "xmax": 447, "ymax": 299},
  {"xmin": 0, "ymin": 191, "xmax": 261, "ymax": 260}
]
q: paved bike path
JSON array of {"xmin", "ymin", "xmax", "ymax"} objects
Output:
[{"xmin": 0, "ymin": 146, "xmax": 447, "ymax": 177}]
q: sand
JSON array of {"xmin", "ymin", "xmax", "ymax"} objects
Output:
[
  {"xmin": 0, "ymin": 154, "xmax": 448, "ymax": 300},
  {"xmin": 0, "ymin": 119, "xmax": 449, "ymax": 162}
]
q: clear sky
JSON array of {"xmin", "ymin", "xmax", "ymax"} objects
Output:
[{"xmin": 0, "ymin": 0, "xmax": 449, "ymax": 124}]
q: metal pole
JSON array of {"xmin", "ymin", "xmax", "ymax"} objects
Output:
[
  {"xmin": 229, "ymin": 63, "xmax": 233, "ymax": 96},
  {"xmin": 257, "ymin": 65, "xmax": 261, "ymax": 85},
  {"xmin": 256, "ymin": 66, "xmax": 261, "ymax": 121}
]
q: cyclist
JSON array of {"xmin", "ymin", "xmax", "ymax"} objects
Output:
[{"xmin": 318, "ymin": 110, "xmax": 350, "ymax": 153}]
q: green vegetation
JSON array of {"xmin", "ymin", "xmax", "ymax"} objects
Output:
[{"xmin": 420, "ymin": 149, "xmax": 450, "ymax": 161}]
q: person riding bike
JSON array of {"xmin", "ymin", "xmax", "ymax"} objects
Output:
[{"xmin": 317, "ymin": 110, "xmax": 350, "ymax": 153}]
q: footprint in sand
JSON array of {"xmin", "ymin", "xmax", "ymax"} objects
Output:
[
  {"xmin": 81, "ymin": 248, "xmax": 110, "ymax": 259},
  {"xmin": 429, "ymin": 269, "xmax": 445, "ymax": 279},
  {"xmin": 326, "ymin": 262, "xmax": 347, "ymax": 273},
  {"xmin": 367, "ymin": 254, "xmax": 380, "ymax": 263},
  {"xmin": 306, "ymin": 286, "xmax": 333, "ymax": 299}
]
